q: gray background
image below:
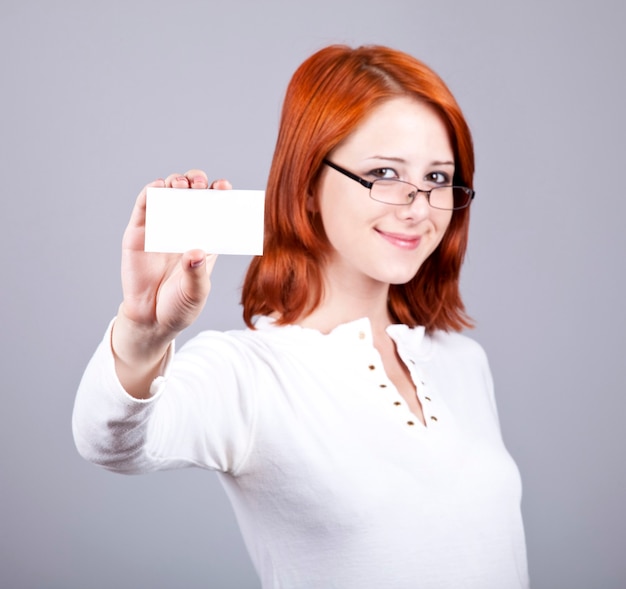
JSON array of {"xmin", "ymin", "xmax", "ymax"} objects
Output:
[{"xmin": 1, "ymin": 0, "xmax": 624, "ymax": 587}]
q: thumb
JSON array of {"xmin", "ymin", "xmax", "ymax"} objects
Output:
[
  {"xmin": 187, "ymin": 251, "xmax": 218, "ymax": 275},
  {"xmin": 180, "ymin": 251, "xmax": 218, "ymax": 305}
]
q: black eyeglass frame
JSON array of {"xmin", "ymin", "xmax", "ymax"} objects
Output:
[{"xmin": 322, "ymin": 159, "xmax": 475, "ymax": 211}]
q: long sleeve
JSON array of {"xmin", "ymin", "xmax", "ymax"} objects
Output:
[
  {"xmin": 72, "ymin": 320, "xmax": 257, "ymax": 475},
  {"xmin": 72, "ymin": 321, "xmax": 173, "ymax": 473}
]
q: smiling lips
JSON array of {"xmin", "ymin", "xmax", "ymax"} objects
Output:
[{"xmin": 375, "ymin": 229, "xmax": 422, "ymax": 250}]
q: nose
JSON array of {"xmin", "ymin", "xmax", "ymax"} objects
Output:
[{"xmin": 396, "ymin": 190, "xmax": 431, "ymax": 221}]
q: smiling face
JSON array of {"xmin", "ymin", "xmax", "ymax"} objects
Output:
[{"xmin": 315, "ymin": 96, "xmax": 455, "ymax": 295}]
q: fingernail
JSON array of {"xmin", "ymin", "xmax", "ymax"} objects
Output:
[
  {"xmin": 176, "ymin": 176, "xmax": 188, "ymax": 183},
  {"xmin": 190, "ymin": 258, "xmax": 204, "ymax": 268},
  {"xmin": 192, "ymin": 175, "xmax": 207, "ymax": 187}
]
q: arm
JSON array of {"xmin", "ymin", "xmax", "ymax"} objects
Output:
[
  {"xmin": 73, "ymin": 170, "xmax": 243, "ymax": 473},
  {"xmin": 72, "ymin": 322, "xmax": 171, "ymax": 473},
  {"xmin": 73, "ymin": 323, "xmax": 257, "ymax": 475},
  {"xmin": 113, "ymin": 170, "xmax": 230, "ymax": 397}
]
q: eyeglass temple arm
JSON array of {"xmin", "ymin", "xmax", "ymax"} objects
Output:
[{"xmin": 322, "ymin": 159, "xmax": 374, "ymax": 189}]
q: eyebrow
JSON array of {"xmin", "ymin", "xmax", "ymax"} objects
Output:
[{"xmin": 366, "ymin": 156, "xmax": 455, "ymax": 167}]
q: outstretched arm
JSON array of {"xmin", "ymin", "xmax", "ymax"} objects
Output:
[{"xmin": 112, "ymin": 170, "xmax": 231, "ymax": 397}]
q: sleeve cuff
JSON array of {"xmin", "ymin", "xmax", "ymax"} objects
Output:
[{"xmin": 149, "ymin": 340, "xmax": 175, "ymax": 396}]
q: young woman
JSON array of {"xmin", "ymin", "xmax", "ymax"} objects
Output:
[{"xmin": 73, "ymin": 45, "xmax": 529, "ymax": 588}]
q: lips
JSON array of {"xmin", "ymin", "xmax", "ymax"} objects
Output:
[{"xmin": 375, "ymin": 229, "xmax": 422, "ymax": 250}]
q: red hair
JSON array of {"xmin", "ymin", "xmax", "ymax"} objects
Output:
[{"xmin": 242, "ymin": 45, "xmax": 474, "ymax": 333}]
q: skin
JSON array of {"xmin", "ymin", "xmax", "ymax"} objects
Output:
[{"xmin": 113, "ymin": 97, "xmax": 454, "ymax": 426}]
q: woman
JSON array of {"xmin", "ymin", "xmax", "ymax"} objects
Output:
[{"xmin": 73, "ymin": 45, "xmax": 529, "ymax": 588}]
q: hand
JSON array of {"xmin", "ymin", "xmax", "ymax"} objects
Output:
[{"xmin": 114, "ymin": 170, "xmax": 231, "ymax": 376}]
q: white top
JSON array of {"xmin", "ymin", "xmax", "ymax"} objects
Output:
[{"xmin": 73, "ymin": 317, "xmax": 529, "ymax": 589}]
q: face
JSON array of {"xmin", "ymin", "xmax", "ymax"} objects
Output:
[{"xmin": 315, "ymin": 96, "xmax": 454, "ymax": 293}]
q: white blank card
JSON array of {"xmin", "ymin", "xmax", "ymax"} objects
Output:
[{"xmin": 144, "ymin": 188, "xmax": 265, "ymax": 255}]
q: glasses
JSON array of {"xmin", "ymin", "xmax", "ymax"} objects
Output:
[{"xmin": 323, "ymin": 159, "xmax": 475, "ymax": 211}]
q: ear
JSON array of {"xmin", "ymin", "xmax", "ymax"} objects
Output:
[{"xmin": 306, "ymin": 192, "xmax": 317, "ymax": 213}]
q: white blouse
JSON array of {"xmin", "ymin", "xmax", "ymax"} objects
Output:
[{"xmin": 73, "ymin": 316, "xmax": 529, "ymax": 589}]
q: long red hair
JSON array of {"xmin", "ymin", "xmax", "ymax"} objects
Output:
[{"xmin": 242, "ymin": 45, "xmax": 474, "ymax": 333}]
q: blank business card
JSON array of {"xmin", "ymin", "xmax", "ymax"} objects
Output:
[{"xmin": 144, "ymin": 187, "xmax": 265, "ymax": 255}]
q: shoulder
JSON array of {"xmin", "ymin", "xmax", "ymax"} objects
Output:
[
  {"xmin": 427, "ymin": 331, "xmax": 487, "ymax": 359},
  {"xmin": 425, "ymin": 330, "xmax": 496, "ymax": 406},
  {"xmin": 422, "ymin": 330, "xmax": 493, "ymax": 395},
  {"xmin": 428, "ymin": 330, "xmax": 488, "ymax": 365}
]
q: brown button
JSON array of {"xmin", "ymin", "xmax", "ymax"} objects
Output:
[
  {"xmin": 368, "ymin": 365, "xmax": 375, "ymax": 370},
  {"xmin": 407, "ymin": 421, "xmax": 415, "ymax": 426},
  {"xmin": 393, "ymin": 401, "xmax": 401, "ymax": 406},
  {"xmin": 379, "ymin": 384, "xmax": 387, "ymax": 388},
  {"xmin": 430, "ymin": 416, "xmax": 438, "ymax": 422}
]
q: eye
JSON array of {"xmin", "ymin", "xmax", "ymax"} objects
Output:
[
  {"xmin": 424, "ymin": 171, "xmax": 451, "ymax": 185},
  {"xmin": 368, "ymin": 167, "xmax": 399, "ymax": 180}
]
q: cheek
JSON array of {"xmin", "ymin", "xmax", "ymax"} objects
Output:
[
  {"xmin": 437, "ymin": 210, "xmax": 454, "ymax": 236},
  {"xmin": 317, "ymin": 185, "xmax": 365, "ymax": 240},
  {"xmin": 320, "ymin": 214, "xmax": 350, "ymax": 251},
  {"xmin": 316, "ymin": 198, "xmax": 344, "ymax": 250},
  {"xmin": 427, "ymin": 211, "xmax": 454, "ymax": 254}
]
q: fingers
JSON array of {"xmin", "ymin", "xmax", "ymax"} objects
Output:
[
  {"xmin": 160, "ymin": 171, "xmax": 231, "ymax": 190},
  {"xmin": 210, "ymin": 178, "xmax": 232, "ymax": 190},
  {"xmin": 130, "ymin": 178, "xmax": 165, "ymax": 227},
  {"xmin": 164, "ymin": 170, "xmax": 210, "ymax": 189},
  {"xmin": 164, "ymin": 173, "xmax": 191, "ymax": 188},
  {"xmin": 122, "ymin": 178, "xmax": 166, "ymax": 250},
  {"xmin": 186, "ymin": 169, "xmax": 209, "ymax": 188},
  {"xmin": 125, "ymin": 171, "xmax": 231, "ymax": 249}
]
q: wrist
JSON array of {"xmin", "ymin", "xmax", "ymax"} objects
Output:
[{"xmin": 112, "ymin": 305, "xmax": 174, "ymax": 368}]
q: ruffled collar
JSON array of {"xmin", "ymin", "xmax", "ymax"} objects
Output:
[{"xmin": 252, "ymin": 315, "xmax": 428, "ymax": 353}]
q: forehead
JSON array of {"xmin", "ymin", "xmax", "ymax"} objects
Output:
[{"xmin": 333, "ymin": 96, "xmax": 453, "ymax": 163}]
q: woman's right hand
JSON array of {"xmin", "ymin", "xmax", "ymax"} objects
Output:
[{"xmin": 112, "ymin": 170, "xmax": 231, "ymax": 397}]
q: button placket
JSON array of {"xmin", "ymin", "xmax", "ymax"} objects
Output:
[
  {"xmin": 361, "ymin": 349, "xmax": 407, "ymax": 420},
  {"xmin": 355, "ymin": 328, "xmax": 392, "ymax": 398},
  {"xmin": 358, "ymin": 330, "xmax": 430, "ymax": 430},
  {"xmin": 372, "ymin": 361, "xmax": 424, "ymax": 429},
  {"xmin": 407, "ymin": 362, "xmax": 439, "ymax": 426},
  {"xmin": 365, "ymin": 358, "xmax": 393, "ymax": 397}
]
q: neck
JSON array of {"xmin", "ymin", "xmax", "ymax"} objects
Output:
[{"xmin": 296, "ymin": 269, "xmax": 393, "ymax": 335}]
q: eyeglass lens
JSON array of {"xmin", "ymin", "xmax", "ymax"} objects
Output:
[{"xmin": 371, "ymin": 180, "xmax": 470, "ymax": 210}]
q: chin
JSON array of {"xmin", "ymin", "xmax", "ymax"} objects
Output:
[
  {"xmin": 371, "ymin": 250, "xmax": 431, "ymax": 285},
  {"xmin": 388, "ymin": 276, "xmax": 418, "ymax": 286},
  {"xmin": 377, "ymin": 267, "xmax": 423, "ymax": 286}
]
